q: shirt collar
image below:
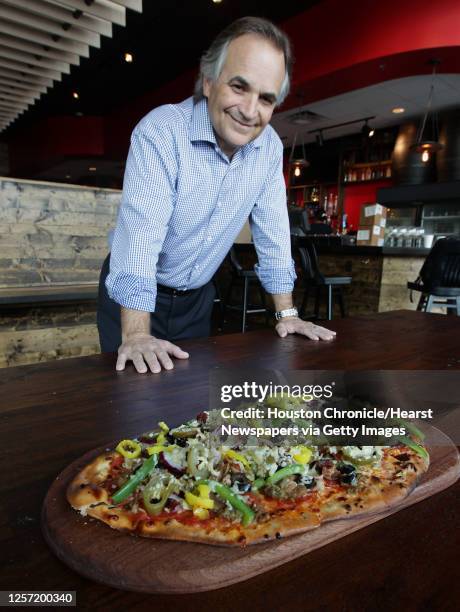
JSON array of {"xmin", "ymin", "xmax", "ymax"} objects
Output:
[
  {"xmin": 190, "ymin": 97, "xmax": 267, "ymax": 154},
  {"xmin": 190, "ymin": 97, "xmax": 217, "ymax": 145}
]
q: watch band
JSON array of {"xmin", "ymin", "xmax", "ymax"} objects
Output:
[{"xmin": 274, "ymin": 307, "xmax": 298, "ymax": 321}]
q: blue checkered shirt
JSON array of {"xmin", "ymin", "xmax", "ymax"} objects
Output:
[{"xmin": 106, "ymin": 96, "xmax": 296, "ymax": 312}]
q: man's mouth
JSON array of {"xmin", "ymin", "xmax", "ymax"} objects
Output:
[{"xmin": 227, "ymin": 112, "xmax": 257, "ymax": 129}]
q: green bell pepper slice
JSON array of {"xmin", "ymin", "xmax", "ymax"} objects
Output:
[
  {"xmin": 398, "ymin": 436, "xmax": 429, "ymax": 460},
  {"xmin": 206, "ymin": 480, "xmax": 255, "ymax": 526},
  {"xmin": 251, "ymin": 478, "xmax": 265, "ymax": 491},
  {"xmin": 111, "ymin": 455, "xmax": 157, "ymax": 504},
  {"xmin": 265, "ymin": 464, "xmax": 305, "ymax": 486},
  {"xmin": 396, "ymin": 418, "xmax": 426, "ymax": 441}
]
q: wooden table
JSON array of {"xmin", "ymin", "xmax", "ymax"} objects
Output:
[{"xmin": 1, "ymin": 311, "xmax": 459, "ymax": 610}]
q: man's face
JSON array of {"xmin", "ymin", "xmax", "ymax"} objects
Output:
[{"xmin": 203, "ymin": 34, "xmax": 285, "ymax": 158}]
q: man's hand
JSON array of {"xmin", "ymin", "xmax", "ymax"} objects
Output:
[
  {"xmin": 116, "ymin": 333, "xmax": 189, "ymax": 373},
  {"xmin": 275, "ymin": 317, "xmax": 336, "ymax": 341}
]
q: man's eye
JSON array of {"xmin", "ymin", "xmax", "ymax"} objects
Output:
[{"xmin": 231, "ymin": 83, "xmax": 243, "ymax": 91}]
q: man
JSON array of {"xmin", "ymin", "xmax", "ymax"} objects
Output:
[{"xmin": 98, "ymin": 16, "xmax": 336, "ymax": 374}]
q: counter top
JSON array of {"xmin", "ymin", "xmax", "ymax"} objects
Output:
[
  {"xmin": 294, "ymin": 238, "xmax": 430, "ymax": 257},
  {"xmin": 0, "ymin": 283, "xmax": 98, "ymax": 307}
]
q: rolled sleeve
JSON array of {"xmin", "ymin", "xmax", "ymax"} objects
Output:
[
  {"xmin": 106, "ymin": 115, "xmax": 177, "ymax": 311},
  {"xmin": 107, "ymin": 272, "xmax": 158, "ymax": 312},
  {"xmin": 250, "ymin": 143, "xmax": 296, "ymax": 295}
]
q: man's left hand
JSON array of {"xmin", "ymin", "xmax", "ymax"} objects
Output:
[{"xmin": 275, "ymin": 317, "xmax": 336, "ymax": 341}]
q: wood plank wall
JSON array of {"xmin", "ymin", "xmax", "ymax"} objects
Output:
[{"xmin": 0, "ymin": 178, "xmax": 120, "ymax": 367}]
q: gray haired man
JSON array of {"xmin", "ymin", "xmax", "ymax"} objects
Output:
[{"xmin": 98, "ymin": 16, "xmax": 336, "ymax": 373}]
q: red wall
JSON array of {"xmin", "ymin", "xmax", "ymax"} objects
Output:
[
  {"xmin": 9, "ymin": 116, "xmax": 105, "ymax": 176},
  {"xmin": 343, "ymin": 180, "xmax": 393, "ymax": 230}
]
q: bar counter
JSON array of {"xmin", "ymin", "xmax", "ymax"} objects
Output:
[{"xmin": 294, "ymin": 239, "xmax": 428, "ymax": 315}]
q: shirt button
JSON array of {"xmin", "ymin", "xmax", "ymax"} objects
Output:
[{"xmin": 194, "ymin": 264, "xmax": 199, "ymax": 270}]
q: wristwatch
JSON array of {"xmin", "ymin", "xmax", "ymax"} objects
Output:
[{"xmin": 274, "ymin": 307, "xmax": 299, "ymax": 321}]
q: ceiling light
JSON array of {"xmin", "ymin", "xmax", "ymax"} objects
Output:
[
  {"xmin": 88, "ymin": 166, "xmax": 97, "ymax": 171},
  {"xmin": 65, "ymin": 174, "xmax": 71, "ymax": 179},
  {"xmin": 72, "ymin": 91, "xmax": 79, "ymax": 99},
  {"xmin": 288, "ymin": 109, "xmax": 325, "ymax": 125},
  {"xmin": 392, "ymin": 107, "xmax": 405, "ymax": 114},
  {"xmin": 421, "ymin": 150, "xmax": 430, "ymax": 163},
  {"xmin": 410, "ymin": 59, "xmax": 443, "ymax": 154},
  {"xmin": 362, "ymin": 121, "xmax": 374, "ymax": 138},
  {"xmin": 288, "ymin": 132, "xmax": 310, "ymax": 177},
  {"xmin": 124, "ymin": 52, "xmax": 133, "ymax": 63},
  {"xmin": 212, "ymin": 0, "xmax": 222, "ymax": 3}
]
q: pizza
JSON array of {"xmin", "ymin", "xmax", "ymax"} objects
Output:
[{"xmin": 67, "ymin": 410, "xmax": 430, "ymax": 546}]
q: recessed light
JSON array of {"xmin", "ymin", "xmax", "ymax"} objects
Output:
[
  {"xmin": 392, "ymin": 107, "xmax": 405, "ymax": 114},
  {"xmin": 88, "ymin": 166, "xmax": 97, "ymax": 171},
  {"xmin": 124, "ymin": 52, "xmax": 133, "ymax": 63},
  {"xmin": 212, "ymin": 0, "xmax": 222, "ymax": 3},
  {"xmin": 65, "ymin": 174, "xmax": 71, "ymax": 179},
  {"xmin": 72, "ymin": 91, "xmax": 79, "ymax": 99}
]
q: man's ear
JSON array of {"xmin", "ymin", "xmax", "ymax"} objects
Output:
[{"xmin": 203, "ymin": 76, "xmax": 212, "ymax": 98}]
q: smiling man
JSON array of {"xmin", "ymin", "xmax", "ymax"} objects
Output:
[{"xmin": 98, "ymin": 16, "xmax": 336, "ymax": 374}]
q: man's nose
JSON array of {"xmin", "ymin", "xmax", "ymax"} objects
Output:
[{"xmin": 239, "ymin": 94, "xmax": 258, "ymax": 121}]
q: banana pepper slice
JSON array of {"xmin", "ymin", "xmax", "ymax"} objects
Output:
[
  {"xmin": 185, "ymin": 490, "xmax": 215, "ymax": 510},
  {"xmin": 115, "ymin": 439, "xmax": 141, "ymax": 459},
  {"xmin": 291, "ymin": 445, "xmax": 312, "ymax": 465},
  {"xmin": 224, "ymin": 449, "xmax": 250, "ymax": 469}
]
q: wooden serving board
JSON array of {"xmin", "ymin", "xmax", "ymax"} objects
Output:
[{"xmin": 42, "ymin": 426, "xmax": 459, "ymax": 594}]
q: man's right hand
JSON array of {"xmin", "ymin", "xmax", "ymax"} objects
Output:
[
  {"xmin": 117, "ymin": 307, "xmax": 189, "ymax": 373},
  {"xmin": 116, "ymin": 333, "xmax": 189, "ymax": 374}
]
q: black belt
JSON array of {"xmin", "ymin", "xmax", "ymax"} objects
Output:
[{"xmin": 157, "ymin": 284, "xmax": 199, "ymax": 296}]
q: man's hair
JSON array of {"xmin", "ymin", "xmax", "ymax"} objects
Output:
[{"xmin": 194, "ymin": 16, "xmax": 293, "ymax": 106}]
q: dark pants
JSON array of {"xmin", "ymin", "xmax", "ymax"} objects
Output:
[{"xmin": 97, "ymin": 254, "xmax": 216, "ymax": 352}]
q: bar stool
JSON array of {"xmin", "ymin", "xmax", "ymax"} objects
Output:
[
  {"xmin": 407, "ymin": 237, "xmax": 460, "ymax": 314},
  {"xmin": 224, "ymin": 245, "xmax": 268, "ymax": 332},
  {"xmin": 296, "ymin": 240, "xmax": 352, "ymax": 320}
]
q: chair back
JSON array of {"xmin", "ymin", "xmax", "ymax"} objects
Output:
[
  {"xmin": 419, "ymin": 237, "xmax": 460, "ymax": 290},
  {"xmin": 229, "ymin": 243, "xmax": 259, "ymax": 274},
  {"xmin": 298, "ymin": 239, "xmax": 326, "ymax": 283},
  {"xmin": 289, "ymin": 207, "xmax": 310, "ymax": 235},
  {"xmin": 229, "ymin": 246, "xmax": 243, "ymax": 273},
  {"xmin": 297, "ymin": 246, "xmax": 315, "ymax": 281}
]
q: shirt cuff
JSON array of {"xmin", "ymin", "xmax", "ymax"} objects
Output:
[
  {"xmin": 254, "ymin": 260, "xmax": 297, "ymax": 295},
  {"xmin": 106, "ymin": 272, "xmax": 157, "ymax": 312}
]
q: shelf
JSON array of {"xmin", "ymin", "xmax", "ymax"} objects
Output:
[
  {"xmin": 422, "ymin": 215, "xmax": 460, "ymax": 220},
  {"xmin": 287, "ymin": 182, "xmax": 338, "ymax": 190},
  {"xmin": 344, "ymin": 160, "xmax": 392, "ymax": 168},
  {"xmin": 342, "ymin": 178, "xmax": 392, "ymax": 186}
]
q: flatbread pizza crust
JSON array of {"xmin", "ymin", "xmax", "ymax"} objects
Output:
[{"xmin": 67, "ymin": 445, "xmax": 429, "ymax": 546}]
